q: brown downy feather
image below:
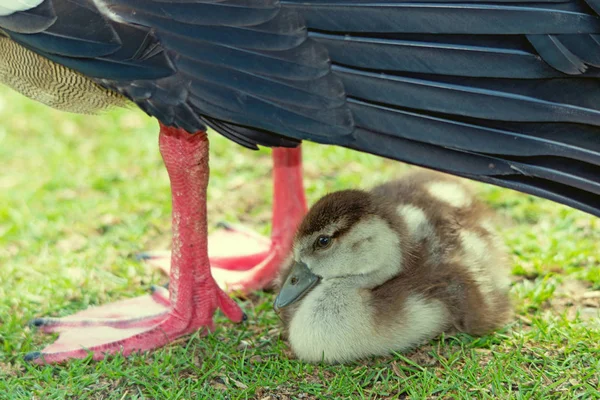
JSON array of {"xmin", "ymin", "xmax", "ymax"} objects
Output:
[
  {"xmin": 369, "ymin": 170, "xmax": 512, "ymax": 335},
  {"xmin": 277, "ymin": 169, "xmax": 511, "ymax": 341}
]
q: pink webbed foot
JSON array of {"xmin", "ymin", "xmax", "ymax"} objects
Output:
[
  {"xmin": 25, "ymin": 285, "xmax": 242, "ymax": 364},
  {"xmin": 137, "ymin": 222, "xmax": 272, "ymax": 282},
  {"xmin": 30, "ymin": 287, "xmax": 171, "ymax": 334},
  {"xmin": 26, "ymin": 126, "xmax": 247, "ymax": 364},
  {"xmin": 139, "ymin": 146, "xmax": 308, "ymax": 295}
]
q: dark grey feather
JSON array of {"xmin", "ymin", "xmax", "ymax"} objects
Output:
[{"xmin": 1, "ymin": 0, "xmax": 600, "ymax": 217}]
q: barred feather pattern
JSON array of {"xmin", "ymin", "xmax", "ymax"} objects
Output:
[{"xmin": 0, "ymin": 35, "xmax": 127, "ymax": 113}]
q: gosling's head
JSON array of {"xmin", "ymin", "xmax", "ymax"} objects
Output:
[{"xmin": 274, "ymin": 189, "xmax": 407, "ymax": 311}]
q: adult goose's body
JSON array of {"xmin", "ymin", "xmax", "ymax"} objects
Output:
[{"xmin": 1, "ymin": 0, "xmax": 599, "ymax": 363}]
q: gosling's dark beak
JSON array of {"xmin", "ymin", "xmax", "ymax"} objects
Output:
[{"xmin": 274, "ymin": 261, "xmax": 320, "ymax": 311}]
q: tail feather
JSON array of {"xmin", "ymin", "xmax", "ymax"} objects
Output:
[
  {"xmin": 312, "ymin": 33, "xmax": 565, "ymax": 79},
  {"xmin": 346, "ymin": 100, "xmax": 600, "ymax": 168},
  {"xmin": 554, "ymin": 34, "xmax": 600, "ymax": 68},
  {"xmin": 295, "ymin": 0, "xmax": 600, "ymax": 218},
  {"xmin": 527, "ymin": 35, "xmax": 587, "ymax": 75},
  {"xmin": 345, "ymin": 129, "xmax": 600, "ymax": 217},
  {"xmin": 336, "ymin": 67, "xmax": 600, "ymax": 127},
  {"xmin": 283, "ymin": 1, "xmax": 600, "ymax": 34}
]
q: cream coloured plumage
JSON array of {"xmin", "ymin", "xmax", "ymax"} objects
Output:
[
  {"xmin": 0, "ymin": 34, "xmax": 128, "ymax": 113},
  {"xmin": 0, "ymin": 0, "xmax": 43, "ymax": 16},
  {"xmin": 274, "ymin": 170, "xmax": 512, "ymax": 363}
]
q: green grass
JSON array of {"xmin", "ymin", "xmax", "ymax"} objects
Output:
[{"xmin": 0, "ymin": 86, "xmax": 599, "ymax": 399}]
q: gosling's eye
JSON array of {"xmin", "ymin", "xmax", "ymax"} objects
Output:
[{"xmin": 315, "ymin": 235, "xmax": 332, "ymax": 249}]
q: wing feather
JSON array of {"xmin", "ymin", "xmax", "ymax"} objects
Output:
[{"xmin": 1, "ymin": 0, "xmax": 600, "ymax": 215}]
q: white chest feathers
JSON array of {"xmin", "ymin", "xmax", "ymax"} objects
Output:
[
  {"xmin": 288, "ymin": 283, "xmax": 450, "ymax": 363},
  {"xmin": 0, "ymin": 0, "xmax": 43, "ymax": 16}
]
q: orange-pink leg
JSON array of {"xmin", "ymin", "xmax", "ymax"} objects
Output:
[
  {"xmin": 25, "ymin": 126, "xmax": 253, "ymax": 364},
  {"xmin": 139, "ymin": 145, "xmax": 307, "ymax": 293}
]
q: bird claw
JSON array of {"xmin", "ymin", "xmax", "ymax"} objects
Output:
[{"xmin": 28, "ymin": 293, "xmax": 171, "ymax": 333}]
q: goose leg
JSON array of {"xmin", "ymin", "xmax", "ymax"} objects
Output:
[
  {"xmin": 26, "ymin": 126, "xmax": 246, "ymax": 364},
  {"xmin": 140, "ymin": 145, "xmax": 307, "ymax": 294}
]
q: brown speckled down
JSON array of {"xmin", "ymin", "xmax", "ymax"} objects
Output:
[{"xmin": 275, "ymin": 169, "xmax": 512, "ymax": 363}]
